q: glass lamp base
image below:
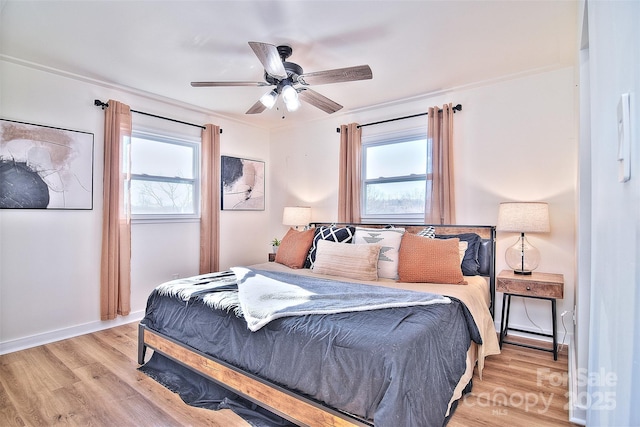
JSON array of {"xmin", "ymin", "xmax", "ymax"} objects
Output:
[{"xmin": 505, "ymin": 233, "xmax": 540, "ymax": 275}]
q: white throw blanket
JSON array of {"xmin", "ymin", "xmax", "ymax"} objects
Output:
[
  {"xmin": 154, "ymin": 267, "xmax": 451, "ymax": 332},
  {"xmin": 155, "ymin": 271, "xmax": 241, "ymax": 315},
  {"xmin": 233, "ymin": 267, "xmax": 451, "ymax": 331}
]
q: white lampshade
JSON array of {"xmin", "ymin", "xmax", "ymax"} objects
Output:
[
  {"xmin": 497, "ymin": 202, "xmax": 550, "ymax": 233},
  {"xmin": 259, "ymin": 90, "xmax": 277, "ymax": 109},
  {"xmin": 497, "ymin": 202, "xmax": 550, "ymax": 275},
  {"xmin": 282, "ymin": 206, "xmax": 311, "ymax": 228},
  {"xmin": 281, "ymin": 85, "xmax": 300, "ymax": 112},
  {"xmin": 285, "ymin": 96, "xmax": 301, "ymax": 112},
  {"xmin": 281, "ymin": 85, "xmax": 298, "ymax": 103}
]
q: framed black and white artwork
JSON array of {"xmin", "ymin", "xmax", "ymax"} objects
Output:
[
  {"xmin": 0, "ymin": 119, "xmax": 94, "ymax": 210},
  {"xmin": 221, "ymin": 155, "xmax": 265, "ymax": 211}
]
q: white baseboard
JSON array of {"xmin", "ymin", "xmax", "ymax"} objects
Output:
[
  {"xmin": 568, "ymin": 337, "xmax": 587, "ymax": 425},
  {"xmin": 0, "ymin": 310, "xmax": 145, "ymax": 355}
]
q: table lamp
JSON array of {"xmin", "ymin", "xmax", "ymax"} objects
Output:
[
  {"xmin": 282, "ymin": 206, "xmax": 311, "ymax": 230},
  {"xmin": 497, "ymin": 202, "xmax": 550, "ymax": 275}
]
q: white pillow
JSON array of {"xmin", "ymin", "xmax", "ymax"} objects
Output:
[
  {"xmin": 354, "ymin": 227, "xmax": 405, "ymax": 279},
  {"xmin": 312, "ymin": 240, "xmax": 381, "ymax": 281}
]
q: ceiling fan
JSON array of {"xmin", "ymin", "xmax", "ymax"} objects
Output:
[{"xmin": 191, "ymin": 42, "xmax": 373, "ymax": 115}]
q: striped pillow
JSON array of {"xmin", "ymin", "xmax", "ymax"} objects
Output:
[
  {"xmin": 305, "ymin": 225, "xmax": 356, "ymax": 268},
  {"xmin": 312, "ymin": 240, "xmax": 381, "ymax": 281}
]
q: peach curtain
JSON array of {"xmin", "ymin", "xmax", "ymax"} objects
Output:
[
  {"xmin": 199, "ymin": 124, "xmax": 221, "ymax": 274},
  {"xmin": 100, "ymin": 100, "xmax": 132, "ymax": 320},
  {"xmin": 338, "ymin": 123, "xmax": 362, "ymax": 223},
  {"xmin": 425, "ymin": 103, "xmax": 456, "ymax": 224}
]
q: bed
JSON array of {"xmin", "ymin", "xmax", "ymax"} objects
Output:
[{"xmin": 138, "ymin": 223, "xmax": 500, "ymax": 427}]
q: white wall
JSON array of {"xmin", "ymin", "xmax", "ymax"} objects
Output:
[
  {"xmin": 270, "ymin": 67, "xmax": 578, "ymax": 341},
  {"xmin": 0, "ymin": 59, "xmax": 271, "ymax": 353},
  {"xmin": 584, "ymin": 0, "xmax": 640, "ymax": 425}
]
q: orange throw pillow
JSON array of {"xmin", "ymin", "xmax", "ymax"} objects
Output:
[
  {"xmin": 275, "ymin": 228, "xmax": 315, "ymax": 269},
  {"xmin": 398, "ymin": 233, "xmax": 466, "ymax": 284}
]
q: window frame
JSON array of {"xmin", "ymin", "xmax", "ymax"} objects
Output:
[
  {"xmin": 130, "ymin": 130, "xmax": 201, "ymax": 223},
  {"xmin": 361, "ymin": 128, "xmax": 431, "ymax": 224}
]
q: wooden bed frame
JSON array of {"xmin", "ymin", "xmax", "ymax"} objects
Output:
[{"xmin": 138, "ymin": 223, "xmax": 496, "ymax": 427}]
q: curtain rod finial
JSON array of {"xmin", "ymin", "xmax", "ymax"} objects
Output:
[{"xmin": 94, "ymin": 99, "xmax": 108, "ymax": 110}]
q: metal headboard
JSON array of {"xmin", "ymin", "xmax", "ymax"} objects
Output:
[{"xmin": 309, "ymin": 223, "xmax": 497, "ymax": 318}]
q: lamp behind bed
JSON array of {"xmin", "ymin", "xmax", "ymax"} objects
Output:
[{"xmin": 283, "ymin": 206, "xmax": 311, "ymax": 230}]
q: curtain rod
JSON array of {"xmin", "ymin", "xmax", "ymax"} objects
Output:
[
  {"xmin": 335, "ymin": 103, "xmax": 462, "ymax": 133},
  {"xmin": 93, "ymin": 99, "xmax": 222, "ymax": 133}
]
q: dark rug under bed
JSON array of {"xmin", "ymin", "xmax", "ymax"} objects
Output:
[
  {"xmin": 139, "ymin": 352, "xmax": 294, "ymax": 427},
  {"xmin": 139, "ymin": 351, "xmax": 470, "ymax": 427}
]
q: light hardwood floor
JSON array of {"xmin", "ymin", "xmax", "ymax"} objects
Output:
[
  {"xmin": 1, "ymin": 323, "xmax": 577, "ymax": 426},
  {"xmin": 449, "ymin": 336, "xmax": 576, "ymax": 427}
]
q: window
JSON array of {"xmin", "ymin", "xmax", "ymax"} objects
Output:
[
  {"xmin": 130, "ymin": 132, "xmax": 199, "ymax": 220},
  {"xmin": 361, "ymin": 132, "xmax": 430, "ymax": 223}
]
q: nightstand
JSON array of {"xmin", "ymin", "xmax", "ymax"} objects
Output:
[
  {"xmin": 268, "ymin": 253, "xmax": 276, "ymax": 262},
  {"xmin": 497, "ymin": 269, "xmax": 564, "ymax": 360}
]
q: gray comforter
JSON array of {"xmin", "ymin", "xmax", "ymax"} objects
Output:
[{"xmin": 140, "ymin": 268, "xmax": 481, "ymax": 427}]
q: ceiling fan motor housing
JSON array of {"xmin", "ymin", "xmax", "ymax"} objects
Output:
[
  {"xmin": 276, "ymin": 45, "xmax": 293, "ymax": 60},
  {"xmin": 264, "ymin": 61, "xmax": 303, "ymax": 87}
]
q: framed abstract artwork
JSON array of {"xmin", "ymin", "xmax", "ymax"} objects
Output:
[
  {"xmin": 0, "ymin": 119, "xmax": 94, "ymax": 209},
  {"xmin": 221, "ymin": 155, "xmax": 265, "ymax": 211}
]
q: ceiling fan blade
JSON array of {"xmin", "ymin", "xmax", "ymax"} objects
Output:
[
  {"xmin": 191, "ymin": 81, "xmax": 270, "ymax": 87},
  {"xmin": 246, "ymin": 100, "xmax": 267, "ymax": 115},
  {"xmin": 297, "ymin": 65, "xmax": 372, "ymax": 86},
  {"xmin": 248, "ymin": 41, "xmax": 287, "ymax": 80},
  {"xmin": 298, "ymin": 88, "xmax": 343, "ymax": 114}
]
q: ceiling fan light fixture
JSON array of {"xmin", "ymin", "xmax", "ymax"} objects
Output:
[
  {"xmin": 281, "ymin": 84, "xmax": 300, "ymax": 111},
  {"xmin": 281, "ymin": 84, "xmax": 298, "ymax": 104},
  {"xmin": 259, "ymin": 90, "xmax": 278, "ymax": 109},
  {"xmin": 285, "ymin": 96, "xmax": 301, "ymax": 112}
]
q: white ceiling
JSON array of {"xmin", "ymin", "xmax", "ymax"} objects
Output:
[{"xmin": 0, "ymin": 0, "xmax": 578, "ymax": 129}]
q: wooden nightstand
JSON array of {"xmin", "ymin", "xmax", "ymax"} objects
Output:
[{"xmin": 497, "ymin": 269, "xmax": 564, "ymax": 360}]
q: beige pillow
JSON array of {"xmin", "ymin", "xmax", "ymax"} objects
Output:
[
  {"xmin": 312, "ymin": 240, "xmax": 381, "ymax": 281},
  {"xmin": 458, "ymin": 241, "xmax": 468, "ymax": 263},
  {"xmin": 275, "ymin": 228, "xmax": 315, "ymax": 269},
  {"xmin": 398, "ymin": 233, "xmax": 466, "ymax": 284}
]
